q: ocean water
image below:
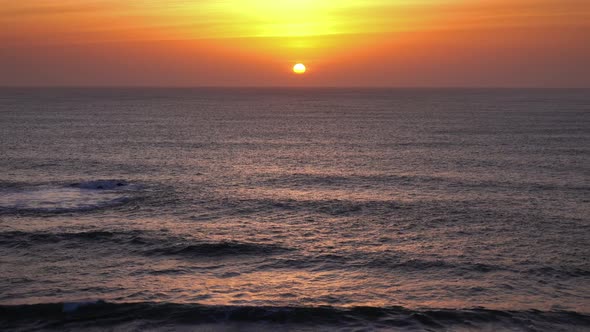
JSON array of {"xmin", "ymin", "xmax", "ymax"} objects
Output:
[{"xmin": 0, "ymin": 88, "xmax": 589, "ymax": 331}]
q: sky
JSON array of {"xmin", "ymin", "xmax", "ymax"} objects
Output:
[{"xmin": 1, "ymin": 0, "xmax": 589, "ymax": 87}]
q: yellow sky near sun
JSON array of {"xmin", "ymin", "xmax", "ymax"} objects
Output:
[{"xmin": 3, "ymin": 0, "xmax": 588, "ymax": 43}]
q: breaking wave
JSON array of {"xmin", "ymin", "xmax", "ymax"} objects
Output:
[
  {"xmin": 0, "ymin": 301, "xmax": 588, "ymax": 332},
  {"xmin": 0, "ymin": 180, "xmax": 141, "ymax": 214}
]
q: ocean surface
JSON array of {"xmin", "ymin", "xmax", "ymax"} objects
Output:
[{"xmin": 0, "ymin": 88, "xmax": 589, "ymax": 331}]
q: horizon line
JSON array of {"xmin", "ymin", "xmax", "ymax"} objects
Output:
[{"xmin": 1, "ymin": 85, "xmax": 589, "ymax": 90}]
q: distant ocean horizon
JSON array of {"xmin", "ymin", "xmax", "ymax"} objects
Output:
[
  {"xmin": 1, "ymin": 87, "xmax": 589, "ymax": 331},
  {"xmin": 2, "ymin": 86, "xmax": 589, "ymax": 89}
]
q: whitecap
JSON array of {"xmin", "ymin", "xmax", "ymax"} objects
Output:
[
  {"xmin": 62, "ymin": 300, "xmax": 105, "ymax": 313},
  {"xmin": 0, "ymin": 180, "xmax": 139, "ymax": 213}
]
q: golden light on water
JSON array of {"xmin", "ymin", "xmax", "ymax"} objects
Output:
[{"xmin": 293, "ymin": 63, "xmax": 307, "ymax": 74}]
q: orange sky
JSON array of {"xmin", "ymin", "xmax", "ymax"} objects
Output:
[{"xmin": 1, "ymin": 0, "xmax": 589, "ymax": 87}]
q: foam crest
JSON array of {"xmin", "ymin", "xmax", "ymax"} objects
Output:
[{"xmin": 0, "ymin": 180, "xmax": 139, "ymax": 214}]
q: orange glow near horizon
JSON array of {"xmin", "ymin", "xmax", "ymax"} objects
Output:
[{"xmin": 1, "ymin": 1, "xmax": 589, "ymax": 87}]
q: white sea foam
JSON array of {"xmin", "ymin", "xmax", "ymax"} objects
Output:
[
  {"xmin": 0, "ymin": 181, "xmax": 137, "ymax": 212},
  {"xmin": 62, "ymin": 300, "xmax": 105, "ymax": 313}
]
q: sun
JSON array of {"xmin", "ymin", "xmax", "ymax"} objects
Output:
[{"xmin": 293, "ymin": 63, "xmax": 306, "ymax": 74}]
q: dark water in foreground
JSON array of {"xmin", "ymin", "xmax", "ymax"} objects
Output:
[{"xmin": 0, "ymin": 88, "xmax": 589, "ymax": 331}]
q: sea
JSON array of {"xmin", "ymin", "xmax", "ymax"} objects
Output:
[{"xmin": 0, "ymin": 88, "xmax": 588, "ymax": 331}]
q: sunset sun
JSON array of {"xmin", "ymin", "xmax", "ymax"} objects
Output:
[{"xmin": 293, "ymin": 63, "xmax": 306, "ymax": 74}]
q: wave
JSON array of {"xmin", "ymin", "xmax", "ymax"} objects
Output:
[
  {"xmin": 271, "ymin": 199, "xmax": 399, "ymax": 216},
  {"xmin": 255, "ymin": 253, "xmax": 590, "ymax": 280},
  {"xmin": 218, "ymin": 197, "xmax": 401, "ymax": 216},
  {"xmin": 0, "ymin": 230, "xmax": 289, "ymax": 259},
  {"xmin": 147, "ymin": 242, "xmax": 289, "ymax": 258},
  {"xmin": 0, "ymin": 180, "xmax": 142, "ymax": 214},
  {"xmin": 365, "ymin": 257, "xmax": 503, "ymax": 273},
  {"xmin": 70, "ymin": 180, "xmax": 130, "ymax": 190},
  {"xmin": 0, "ymin": 230, "xmax": 145, "ymax": 248},
  {"xmin": 0, "ymin": 301, "xmax": 588, "ymax": 331},
  {"xmin": 257, "ymin": 254, "xmax": 503, "ymax": 273},
  {"xmin": 259, "ymin": 173, "xmax": 590, "ymax": 193},
  {"xmin": 3, "ymin": 229, "xmax": 587, "ymax": 278},
  {"xmin": 527, "ymin": 266, "xmax": 590, "ymax": 278}
]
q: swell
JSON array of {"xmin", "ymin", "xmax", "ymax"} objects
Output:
[
  {"xmin": 69, "ymin": 180, "xmax": 130, "ymax": 190},
  {"xmin": 215, "ymin": 197, "xmax": 401, "ymax": 216},
  {"xmin": 258, "ymin": 254, "xmax": 503, "ymax": 274},
  {"xmin": 256, "ymin": 253, "xmax": 590, "ymax": 279},
  {"xmin": 1, "ymin": 301, "xmax": 588, "ymax": 331},
  {"xmin": 0, "ymin": 180, "xmax": 133, "ymax": 192},
  {"xmin": 0, "ymin": 230, "xmax": 146, "ymax": 248},
  {"xmin": 2, "ymin": 230, "xmax": 587, "ymax": 278},
  {"xmin": 259, "ymin": 173, "xmax": 590, "ymax": 192},
  {"xmin": 146, "ymin": 241, "xmax": 288, "ymax": 257},
  {"xmin": 0, "ymin": 230, "xmax": 289, "ymax": 258}
]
